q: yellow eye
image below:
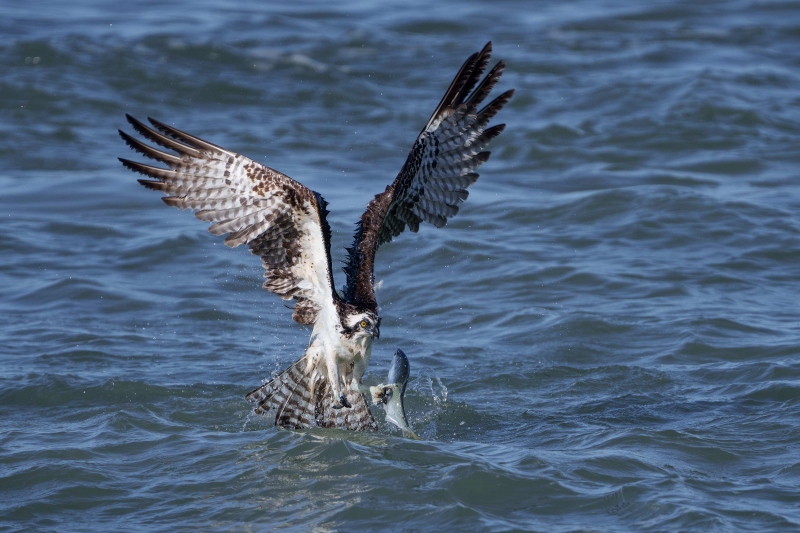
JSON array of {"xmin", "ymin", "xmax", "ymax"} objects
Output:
[{"xmin": 360, "ymin": 320, "xmax": 368, "ymax": 328}]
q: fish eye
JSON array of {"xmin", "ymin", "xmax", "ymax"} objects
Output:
[{"xmin": 360, "ymin": 320, "xmax": 368, "ymax": 328}]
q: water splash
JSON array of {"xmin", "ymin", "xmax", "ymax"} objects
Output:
[{"xmin": 413, "ymin": 367, "xmax": 448, "ymax": 406}]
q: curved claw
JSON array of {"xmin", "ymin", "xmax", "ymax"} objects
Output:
[{"xmin": 334, "ymin": 392, "xmax": 352, "ymax": 409}]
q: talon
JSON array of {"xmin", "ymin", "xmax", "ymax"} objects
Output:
[{"xmin": 338, "ymin": 392, "xmax": 352, "ymax": 409}]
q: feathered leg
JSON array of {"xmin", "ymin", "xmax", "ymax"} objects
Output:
[{"xmin": 323, "ymin": 350, "xmax": 351, "ymax": 409}]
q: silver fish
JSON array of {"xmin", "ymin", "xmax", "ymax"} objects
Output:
[{"xmin": 369, "ymin": 349, "xmax": 418, "ymax": 439}]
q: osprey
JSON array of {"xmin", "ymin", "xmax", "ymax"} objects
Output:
[{"xmin": 118, "ymin": 42, "xmax": 513, "ymax": 434}]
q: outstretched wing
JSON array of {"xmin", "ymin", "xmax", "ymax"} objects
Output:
[
  {"xmin": 118, "ymin": 115, "xmax": 339, "ymax": 326},
  {"xmin": 342, "ymin": 42, "xmax": 514, "ymax": 310}
]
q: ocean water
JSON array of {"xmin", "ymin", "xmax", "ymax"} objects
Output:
[{"xmin": 2, "ymin": 0, "xmax": 800, "ymax": 531}]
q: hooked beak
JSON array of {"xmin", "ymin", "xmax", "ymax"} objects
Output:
[
  {"xmin": 372, "ymin": 320, "xmax": 381, "ymax": 339},
  {"xmin": 378, "ymin": 349, "xmax": 418, "ymax": 439}
]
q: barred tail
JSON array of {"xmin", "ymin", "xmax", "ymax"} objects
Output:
[
  {"xmin": 246, "ymin": 356, "xmax": 378, "ymax": 432},
  {"xmin": 314, "ymin": 380, "xmax": 378, "ymax": 432},
  {"xmin": 246, "ymin": 355, "xmax": 317, "ymax": 428}
]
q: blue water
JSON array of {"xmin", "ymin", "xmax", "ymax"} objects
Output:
[{"xmin": 2, "ymin": 1, "xmax": 800, "ymax": 531}]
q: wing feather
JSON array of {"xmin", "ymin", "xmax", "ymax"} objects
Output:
[
  {"xmin": 342, "ymin": 42, "xmax": 513, "ymax": 309},
  {"xmin": 124, "ymin": 114, "xmax": 203, "ymax": 158},
  {"xmin": 119, "ymin": 115, "xmax": 339, "ymax": 326}
]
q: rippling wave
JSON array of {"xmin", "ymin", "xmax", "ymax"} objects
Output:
[{"xmin": 2, "ymin": 0, "xmax": 800, "ymax": 531}]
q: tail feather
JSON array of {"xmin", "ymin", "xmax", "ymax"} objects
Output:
[
  {"xmin": 246, "ymin": 356, "xmax": 378, "ymax": 432},
  {"xmin": 314, "ymin": 381, "xmax": 378, "ymax": 432},
  {"xmin": 274, "ymin": 358, "xmax": 316, "ymax": 428}
]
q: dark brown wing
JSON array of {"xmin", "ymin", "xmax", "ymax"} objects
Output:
[
  {"xmin": 118, "ymin": 115, "xmax": 340, "ymax": 326},
  {"xmin": 342, "ymin": 42, "xmax": 514, "ymax": 310}
]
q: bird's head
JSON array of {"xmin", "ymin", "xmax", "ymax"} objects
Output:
[
  {"xmin": 371, "ymin": 349, "xmax": 418, "ymax": 439},
  {"xmin": 342, "ymin": 311, "xmax": 381, "ymax": 340}
]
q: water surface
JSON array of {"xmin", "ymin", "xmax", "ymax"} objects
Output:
[{"xmin": 2, "ymin": 1, "xmax": 800, "ymax": 531}]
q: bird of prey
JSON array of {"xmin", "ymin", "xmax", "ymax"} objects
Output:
[{"xmin": 118, "ymin": 41, "xmax": 513, "ymax": 434}]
